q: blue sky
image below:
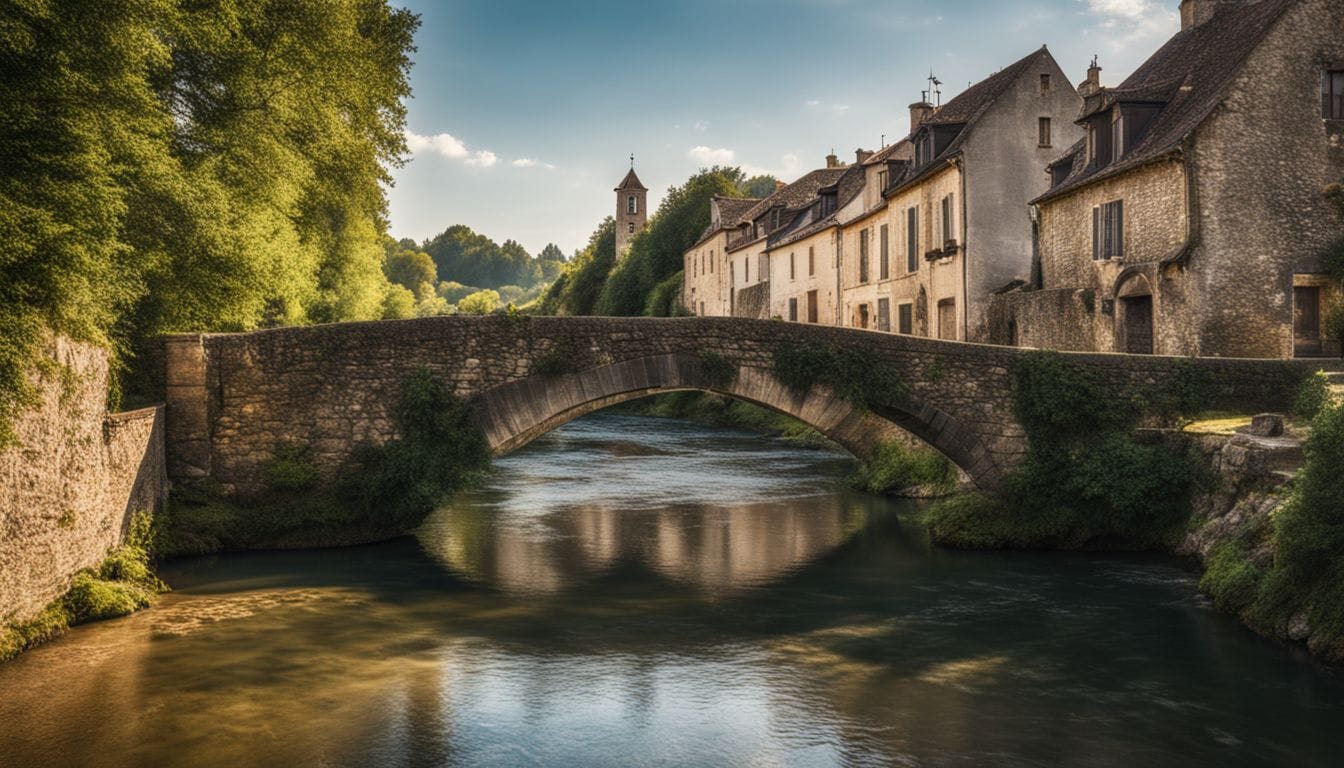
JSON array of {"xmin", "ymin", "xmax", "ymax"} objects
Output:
[{"xmin": 387, "ymin": 0, "xmax": 1180, "ymax": 255}]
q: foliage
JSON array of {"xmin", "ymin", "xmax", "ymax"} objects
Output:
[
  {"xmin": 596, "ymin": 168, "xmax": 746, "ymax": 316},
  {"xmin": 771, "ymin": 342, "xmax": 906, "ymax": 410},
  {"xmin": 739, "ymin": 174, "xmax": 780, "ymax": 199},
  {"xmin": 2, "ymin": 0, "xmax": 420, "ymax": 435},
  {"xmin": 420, "ymin": 225, "xmax": 562, "ymax": 290},
  {"xmin": 928, "ymin": 351, "xmax": 1204, "ymax": 550},
  {"xmin": 457, "ymin": 289, "xmax": 502, "ymax": 315},
  {"xmin": 160, "ymin": 369, "xmax": 490, "ymax": 555},
  {"xmin": 266, "ymin": 442, "xmax": 318, "ymax": 493},
  {"xmin": 1293, "ymin": 371, "xmax": 1334, "ymax": 421},
  {"xmin": 1200, "ymin": 540, "xmax": 1264, "ymax": 613},
  {"xmin": 853, "ymin": 440, "xmax": 957, "ymax": 495},
  {"xmin": 1, "ymin": 509, "xmax": 166, "ymax": 662},
  {"xmin": 1145, "ymin": 358, "xmax": 1212, "ymax": 425},
  {"xmin": 533, "ymin": 347, "xmax": 581, "ymax": 377},
  {"xmin": 383, "ymin": 240, "xmax": 438, "ymax": 295},
  {"xmin": 644, "ymin": 271, "xmax": 688, "ymax": 317},
  {"xmin": 535, "ymin": 218, "xmax": 617, "ymax": 316},
  {"xmin": 697, "ymin": 351, "xmax": 738, "ymax": 389}
]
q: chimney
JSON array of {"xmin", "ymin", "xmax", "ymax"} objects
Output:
[
  {"xmin": 909, "ymin": 101, "xmax": 934, "ymax": 134},
  {"xmin": 855, "ymin": 148, "xmax": 874, "ymax": 164},
  {"xmin": 1078, "ymin": 59, "xmax": 1102, "ymax": 98},
  {"xmin": 1180, "ymin": 0, "xmax": 1234, "ymax": 30},
  {"xmin": 825, "ymin": 152, "xmax": 840, "ymax": 168},
  {"xmin": 774, "ymin": 180, "xmax": 786, "ymax": 192}
]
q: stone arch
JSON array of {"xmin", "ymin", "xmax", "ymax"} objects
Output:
[
  {"xmin": 1112, "ymin": 270, "xmax": 1156, "ymax": 355},
  {"xmin": 473, "ymin": 353, "xmax": 1002, "ymax": 490}
]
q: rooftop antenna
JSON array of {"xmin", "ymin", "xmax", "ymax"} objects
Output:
[
  {"xmin": 928, "ymin": 69, "xmax": 943, "ymax": 106},
  {"xmin": 881, "ymin": 133, "xmax": 886, "ymax": 147}
]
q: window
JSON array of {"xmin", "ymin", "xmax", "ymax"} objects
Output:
[
  {"xmin": 1324, "ymin": 70, "xmax": 1344, "ymax": 119},
  {"xmin": 627, "ymin": 195, "xmax": 637, "ymax": 215},
  {"xmin": 628, "ymin": 222, "xmax": 635, "ymax": 234},
  {"xmin": 1038, "ymin": 117, "xmax": 1052, "ymax": 147},
  {"xmin": 788, "ymin": 297, "xmax": 798, "ymax": 322},
  {"xmin": 1112, "ymin": 110, "xmax": 1125, "ymax": 160},
  {"xmin": 879, "ymin": 224, "xmax": 890, "ymax": 280},
  {"xmin": 906, "ymin": 206, "xmax": 919, "ymax": 272},
  {"xmin": 941, "ymin": 194, "xmax": 955, "ymax": 246},
  {"xmin": 937, "ymin": 298, "xmax": 957, "ymax": 340},
  {"xmin": 858, "ymin": 228, "xmax": 870, "ymax": 284},
  {"xmin": 709, "ymin": 251, "xmax": 713, "ymax": 273},
  {"xmin": 1092, "ymin": 200, "xmax": 1125, "ymax": 260},
  {"xmin": 877, "ymin": 298, "xmax": 891, "ymax": 332},
  {"xmin": 898, "ymin": 303, "xmax": 913, "ymax": 335},
  {"xmin": 744, "ymin": 258, "xmax": 749, "ymax": 283},
  {"xmin": 759, "ymin": 254, "xmax": 769, "ymax": 281},
  {"xmin": 699, "ymin": 301, "xmax": 705, "ymax": 316},
  {"xmin": 808, "ymin": 246, "xmax": 815, "ymax": 276},
  {"xmin": 790, "ymin": 252, "xmax": 796, "ymax": 280},
  {"xmin": 730, "ymin": 261, "xmax": 735, "ymax": 284},
  {"xmin": 878, "ymin": 169, "xmax": 888, "ymax": 191},
  {"xmin": 1040, "ymin": 73, "xmax": 1051, "ymax": 93}
]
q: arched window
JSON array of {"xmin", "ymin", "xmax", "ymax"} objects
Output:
[{"xmin": 627, "ymin": 195, "xmax": 637, "ymax": 215}]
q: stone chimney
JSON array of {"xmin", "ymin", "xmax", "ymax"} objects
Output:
[
  {"xmin": 1078, "ymin": 60, "xmax": 1102, "ymax": 98},
  {"xmin": 825, "ymin": 152, "xmax": 841, "ymax": 168},
  {"xmin": 909, "ymin": 101, "xmax": 934, "ymax": 134},
  {"xmin": 855, "ymin": 148, "xmax": 874, "ymax": 164},
  {"xmin": 1180, "ymin": 0, "xmax": 1236, "ymax": 30}
]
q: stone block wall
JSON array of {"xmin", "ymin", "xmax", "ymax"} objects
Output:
[
  {"xmin": 0, "ymin": 336, "xmax": 167, "ymax": 626},
  {"xmin": 164, "ymin": 316, "xmax": 1315, "ymax": 499}
]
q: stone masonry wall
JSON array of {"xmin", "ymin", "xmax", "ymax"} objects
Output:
[
  {"xmin": 164, "ymin": 316, "xmax": 1313, "ymax": 498},
  {"xmin": 0, "ymin": 336, "xmax": 167, "ymax": 626}
]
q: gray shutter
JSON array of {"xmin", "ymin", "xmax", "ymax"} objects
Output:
[{"xmin": 1092, "ymin": 207, "xmax": 1101, "ymax": 260}]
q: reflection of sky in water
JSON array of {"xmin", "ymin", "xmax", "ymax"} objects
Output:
[{"xmin": 2, "ymin": 413, "xmax": 1344, "ymax": 768}]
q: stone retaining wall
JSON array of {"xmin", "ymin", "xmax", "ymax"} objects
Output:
[{"xmin": 0, "ymin": 336, "xmax": 167, "ymax": 626}]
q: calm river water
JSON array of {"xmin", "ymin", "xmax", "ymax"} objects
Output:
[{"xmin": 2, "ymin": 412, "xmax": 1343, "ymax": 767}]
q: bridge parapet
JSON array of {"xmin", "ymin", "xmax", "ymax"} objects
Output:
[{"xmin": 161, "ymin": 316, "xmax": 1311, "ymax": 497}]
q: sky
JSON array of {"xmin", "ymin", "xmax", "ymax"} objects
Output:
[{"xmin": 387, "ymin": 0, "xmax": 1181, "ymax": 256}]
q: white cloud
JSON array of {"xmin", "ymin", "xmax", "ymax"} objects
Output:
[
  {"xmin": 512, "ymin": 158, "xmax": 538, "ymax": 168},
  {"xmin": 1083, "ymin": 0, "xmax": 1178, "ymax": 52},
  {"xmin": 464, "ymin": 150, "xmax": 498, "ymax": 168},
  {"xmin": 831, "ymin": 104, "xmax": 851, "ymax": 114},
  {"xmin": 694, "ymin": 120, "xmax": 710, "ymax": 132},
  {"xmin": 544, "ymin": 163, "xmax": 557, "ymax": 170},
  {"xmin": 404, "ymin": 130, "xmax": 468, "ymax": 159},
  {"xmin": 805, "ymin": 99, "xmax": 821, "ymax": 107},
  {"xmin": 688, "ymin": 146, "xmax": 736, "ymax": 165}
]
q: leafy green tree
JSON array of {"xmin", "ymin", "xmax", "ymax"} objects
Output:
[
  {"xmin": 536, "ymin": 218, "xmax": 616, "ymax": 316},
  {"xmin": 384, "ymin": 247, "xmax": 438, "ymax": 295},
  {"xmin": 457, "ymin": 289, "xmax": 502, "ymax": 315},
  {"xmin": 437, "ymin": 281, "xmax": 478, "ymax": 304},
  {"xmin": 739, "ymin": 174, "xmax": 779, "ymax": 199}
]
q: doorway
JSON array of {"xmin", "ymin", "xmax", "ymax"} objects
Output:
[
  {"xmin": 1122, "ymin": 295, "xmax": 1153, "ymax": 354},
  {"xmin": 937, "ymin": 299, "xmax": 956, "ymax": 340},
  {"xmin": 857, "ymin": 304, "xmax": 870, "ymax": 329},
  {"xmin": 806, "ymin": 290, "xmax": 819, "ymax": 323},
  {"xmin": 1294, "ymin": 286, "xmax": 1323, "ymax": 357}
]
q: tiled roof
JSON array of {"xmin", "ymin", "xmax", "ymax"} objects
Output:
[
  {"xmin": 1034, "ymin": 0, "xmax": 1296, "ymax": 203},
  {"xmin": 767, "ymin": 164, "xmax": 868, "ymax": 250},
  {"xmin": 741, "ymin": 168, "xmax": 848, "ymax": 223},
  {"xmin": 691, "ymin": 195, "xmax": 763, "ymax": 246},
  {"xmin": 861, "ymin": 139, "xmax": 912, "ymax": 166},
  {"xmin": 886, "ymin": 46, "xmax": 1057, "ymax": 197},
  {"xmin": 615, "ymin": 168, "xmax": 647, "ymax": 191}
]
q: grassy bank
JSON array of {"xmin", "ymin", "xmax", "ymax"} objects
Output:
[{"xmin": 1, "ymin": 511, "xmax": 166, "ymax": 663}]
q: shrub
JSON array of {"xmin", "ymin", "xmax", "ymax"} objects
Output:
[
  {"xmin": 1293, "ymin": 371, "xmax": 1333, "ymax": 421},
  {"xmin": 772, "ymin": 342, "xmax": 906, "ymax": 409},
  {"xmin": 265, "ymin": 442, "xmax": 318, "ymax": 492},
  {"xmin": 533, "ymin": 346, "xmax": 581, "ymax": 377},
  {"xmin": 697, "ymin": 351, "xmax": 738, "ymax": 389},
  {"xmin": 853, "ymin": 440, "xmax": 956, "ymax": 495},
  {"xmin": 1200, "ymin": 540, "xmax": 1263, "ymax": 613}
]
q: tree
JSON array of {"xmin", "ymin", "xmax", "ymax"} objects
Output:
[
  {"xmin": 740, "ymin": 174, "xmax": 780, "ymax": 199},
  {"xmin": 384, "ymin": 247, "xmax": 437, "ymax": 295},
  {"xmin": 457, "ymin": 289, "xmax": 501, "ymax": 315},
  {"xmin": 536, "ymin": 218, "xmax": 617, "ymax": 316}
]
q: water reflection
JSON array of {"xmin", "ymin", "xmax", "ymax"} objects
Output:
[{"xmin": 1, "ymin": 413, "xmax": 1343, "ymax": 768}]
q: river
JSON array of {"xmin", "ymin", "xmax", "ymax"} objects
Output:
[{"xmin": 1, "ymin": 412, "xmax": 1342, "ymax": 767}]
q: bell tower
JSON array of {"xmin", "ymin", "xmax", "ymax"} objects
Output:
[{"xmin": 614, "ymin": 155, "xmax": 648, "ymax": 257}]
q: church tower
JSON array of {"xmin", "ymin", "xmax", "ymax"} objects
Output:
[{"xmin": 614, "ymin": 156, "xmax": 648, "ymax": 257}]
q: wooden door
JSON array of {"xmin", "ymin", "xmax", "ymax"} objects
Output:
[
  {"xmin": 937, "ymin": 299, "xmax": 956, "ymax": 340},
  {"xmin": 1123, "ymin": 295, "xmax": 1153, "ymax": 354},
  {"xmin": 806, "ymin": 290, "xmax": 818, "ymax": 323},
  {"xmin": 1294, "ymin": 286, "xmax": 1322, "ymax": 356}
]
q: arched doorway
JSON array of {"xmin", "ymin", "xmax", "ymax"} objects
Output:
[{"xmin": 1114, "ymin": 272, "xmax": 1155, "ymax": 355}]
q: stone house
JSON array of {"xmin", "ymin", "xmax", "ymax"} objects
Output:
[
  {"xmin": 1000, "ymin": 0, "xmax": 1344, "ymax": 358},
  {"xmin": 682, "ymin": 163, "xmax": 848, "ymax": 318},
  {"xmin": 833, "ymin": 46, "xmax": 1083, "ymax": 341},
  {"xmin": 682, "ymin": 195, "xmax": 760, "ymax": 317}
]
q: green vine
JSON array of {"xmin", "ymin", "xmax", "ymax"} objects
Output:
[
  {"xmin": 771, "ymin": 342, "xmax": 906, "ymax": 409},
  {"xmin": 696, "ymin": 351, "xmax": 738, "ymax": 389}
]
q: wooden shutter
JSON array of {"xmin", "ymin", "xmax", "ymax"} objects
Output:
[{"xmin": 1092, "ymin": 207, "xmax": 1101, "ymax": 260}]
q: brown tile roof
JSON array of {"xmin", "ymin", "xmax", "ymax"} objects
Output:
[
  {"xmin": 741, "ymin": 167, "xmax": 847, "ymax": 223},
  {"xmin": 691, "ymin": 195, "xmax": 763, "ymax": 246},
  {"xmin": 1034, "ymin": 0, "xmax": 1297, "ymax": 203},
  {"xmin": 767, "ymin": 164, "xmax": 868, "ymax": 249},
  {"xmin": 615, "ymin": 167, "xmax": 647, "ymax": 191}
]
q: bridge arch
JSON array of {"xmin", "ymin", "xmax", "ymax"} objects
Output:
[{"xmin": 473, "ymin": 353, "xmax": 1003, "ymax": 490}]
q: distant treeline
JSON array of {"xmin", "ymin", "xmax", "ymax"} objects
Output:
[{"xmin": 380, "ymin": 229, "xmax": 568, "ymax": 317}]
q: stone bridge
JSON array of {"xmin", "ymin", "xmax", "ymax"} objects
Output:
[{"xmin": 161, "ymin": 316, "xmax": 1307, "ymax": 497}]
